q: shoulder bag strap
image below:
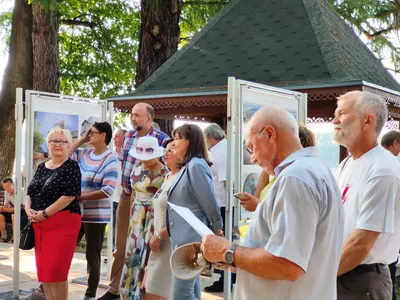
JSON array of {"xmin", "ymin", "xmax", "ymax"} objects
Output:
[{"xmin": 86, "ymin": 152, "xmax": 112, "ymax": 191}]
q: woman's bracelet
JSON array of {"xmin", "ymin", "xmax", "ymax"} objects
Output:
[{"xmin": 155, "ymin": 232, "xmax": 163, "ymax": 241}]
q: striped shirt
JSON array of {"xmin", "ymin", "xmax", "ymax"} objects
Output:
[
  {"xmin": 119, "ymin": 127, "xmax": 169, "ymax": 193},
  {"xmin": 79, "ymin": 148, "xmax": 120, "ymax": 223}
]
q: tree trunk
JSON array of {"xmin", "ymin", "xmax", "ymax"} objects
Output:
[
  {"xmin": 32, "ymin": 2, "xmax": 60, "ymax": 92},
  {"xmin": 135, "ymin": 0, "xmax": 181, "ymax": 87},
  {"xmin": 0, "ymin": 0, "xmax": 33, "ymax": 180}
]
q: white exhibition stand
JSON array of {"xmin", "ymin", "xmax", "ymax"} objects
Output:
[
  {"xmin": 224, "ymin": 77, "xmax": 307, "ymax": 300},
  {"xmin": 13, "ymin": 88, "xmax": 114, "ymax": 298}
]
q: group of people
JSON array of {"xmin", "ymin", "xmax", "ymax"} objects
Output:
[{"xmin": 5, "ymin": 90, "xmax": 400, "ymax": 300}]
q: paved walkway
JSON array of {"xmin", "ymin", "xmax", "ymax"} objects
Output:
[{"xmin": 0, "ymin": 243, "xmax": 225, "ymax": 300}]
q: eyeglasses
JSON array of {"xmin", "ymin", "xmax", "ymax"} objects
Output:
[
  {"xmin": 49, "ymin": 140, "xmax": 68, "ymax": 146},
  {"xmin": 136, "ymin": 147, "xmax": 155, "ymax": 154},
  {"xmin": 88, "ymin": 130, "xmax": 101, "ymax": 137},
  {"xmin": 245, "ymin": 127, "xmax": 265, "ymax": 155}
]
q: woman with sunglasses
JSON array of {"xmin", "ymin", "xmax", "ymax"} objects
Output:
[
  {"xmin": 144, "ymin": 139, "xmax": 181, "ymax": 300},
  {"xmin": 70, "ymin": 122, "xmax": 120, "ymax": 300},
  {"xmin": 120, "ymin": 136, "xmax": 168, "ymax": 300},
  {"xmin": 168, "ymin": 124, "xmax": 222, "ymax": 300},
  {"xmin": 25, "ymin": 127, "xmax": 81, "ymax": 300}
]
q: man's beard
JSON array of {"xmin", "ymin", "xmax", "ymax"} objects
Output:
[
  {"xmin": 332, "ymin": 120, "xmax": 361, "ymax": 147},
  {"xmin": 133, "ymin": 124, "xmax": 143, "ymax": 131}
]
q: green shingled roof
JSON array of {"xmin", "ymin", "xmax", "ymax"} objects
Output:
[{"xmin": 111, "ymin": 0, "xmax": 400, "ymax": 99}]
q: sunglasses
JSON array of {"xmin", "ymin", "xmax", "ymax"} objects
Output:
[{"xmin": 136, "ymin": 147, "xmax": 155, "ymax": 154}]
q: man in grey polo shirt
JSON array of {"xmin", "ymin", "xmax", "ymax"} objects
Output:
[{"xmin": 201, "ymin": 105, "xmax": 344, "ymax": 300}]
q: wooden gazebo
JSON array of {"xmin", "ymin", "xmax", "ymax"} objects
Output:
[{"xmin": 107, "ymin": 0, "xmax": 400, "ymax": 139}]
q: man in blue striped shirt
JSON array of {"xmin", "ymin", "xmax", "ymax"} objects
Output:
[{"xmin": 98, "ymin": 103, "xmax": 169, "ymax": 300}]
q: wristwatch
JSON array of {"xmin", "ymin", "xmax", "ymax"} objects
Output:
[
  {"xmin": 155, "ymin": 232, "xmax": 163, "ymax": 241},
  {"xmin": 42, "ymin": 210, "xmax": 49, "ymax": 218},
  {"xmin": 224, "ymin": 243, "xmax": 239, "ymax": 266}
]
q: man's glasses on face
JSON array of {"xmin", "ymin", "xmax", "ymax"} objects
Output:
[
  {"xmin": 49, "ymin": 140, "xmax": 68, "ymax": 146},
  {"xmin": 245, "ymin": 127, "xmax": 265, "ymax": 155},
  {"xmin": 136, "ymin": 147, "xmax": 155, "ymax": 154}
]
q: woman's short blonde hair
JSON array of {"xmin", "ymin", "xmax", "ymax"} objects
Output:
[{"xmin": 46, "ymin": 126, "xmax": 73, "ymax": 145}]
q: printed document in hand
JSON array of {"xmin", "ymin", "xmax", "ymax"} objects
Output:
[{"xmin": 167, "ymin": 202, "xmax": 214, "ymax": 237}]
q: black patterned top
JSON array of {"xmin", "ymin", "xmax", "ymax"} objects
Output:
[{"xmin": 27, "ymin": 158, "xmax": 81, "ymax": 214}]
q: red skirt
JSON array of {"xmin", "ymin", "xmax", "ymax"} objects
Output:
[{"xmin": 33, "ymin": 210, "xmax": 81, "ymax": 282}]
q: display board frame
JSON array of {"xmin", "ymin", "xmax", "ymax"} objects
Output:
[
  {"xmin": 224, "ymin": 77, "xmax": 307, "ymax": 299},
  {"xmin": 13, "ymin": 89, "xmax": 112, "ymax": 297}
]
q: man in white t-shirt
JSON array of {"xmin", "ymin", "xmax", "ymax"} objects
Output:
[
  {"xmin": 203, "ymin": 123, "xmax": 235, "ymax": 292},
  {"xmin": 201, "ymin": 105, "xmax": 344, "ymax": 300},
  {"xmin": 333, "ymin": 91, "xmax": 400, "ymax": 300}
]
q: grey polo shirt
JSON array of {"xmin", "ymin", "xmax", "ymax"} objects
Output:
[{"xmin": 235, "ymin": 147, "xmax": 344, "ymax": 300}]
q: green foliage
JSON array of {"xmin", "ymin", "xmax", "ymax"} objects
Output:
[
  {"xmin": 59, "ymin": 0, "xmax": 140, "ymax": 98},
  {"xmin": 180, "ymin": 0, "xmax": 229, "ymax": 46},
  {"xmin": 328, "ymin": 0, "xmax": 400, "ymax": 71},
  {"xmin": 113, "ymin": 111, "xmax": 130, "ymax": 129},
  {"xmin": 0, "ymin": 10, "xmax": 12, "ymax": 56},
  {"xmin": 33, "ymin": 112, "xmax": 45, "ymax": 152}
]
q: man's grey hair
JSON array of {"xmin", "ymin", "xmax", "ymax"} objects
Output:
[
  {"xmin": 338, "ymin": 91, "xmax": 388, "ymax": 136},
  {"xmin": 246, "ymin": 105, "xmax": 299, "ymax": 138},
  {"xmin": 381, "ymin": 130, "xmax": 400, "ymax": 148},
  {"xmin": 203, "ymin": 123, "xmax": 225, "ymax": 141}
]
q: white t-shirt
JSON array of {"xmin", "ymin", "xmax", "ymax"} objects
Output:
[
  {"xmin": 235, "ymin": 147, "xmax": 343, "ymax": 300},
  {"xmin": 3, "ymin": 191, "xmax": 15, "ymax": 208},
  {"xmin": 210, "ymin": 139, "xmax": 227, "ymax": 207},
  {"xmin": 336, "ymin": 145, "xmax": 400, "ymax": 264}
]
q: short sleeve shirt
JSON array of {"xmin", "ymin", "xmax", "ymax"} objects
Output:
[
  {"xmin": 79, "ymin": 149, "xmax": 120, "ymax": 223},
  {"xmin": 210, "ymin": 139, "xmax": 227, "ymax": 207},
  {"xmin": 3, "ymin": 192, "xmax": 15, "ymax": 208},
  {"xmin": 27, "ymin": 158, "xmax": 81, "ymax": 214},
  {"xmin": 235, "ymin": 147, "xmax": 344, "ymax": 300},
  {"xmin": 336, "ymin": 145, "xmax": 400, "ymax": 264}
]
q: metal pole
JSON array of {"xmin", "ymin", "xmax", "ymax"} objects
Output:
[
  {"xmin": 106, "ymin": 100, "xmax": 114, "ymax": 279},
  {"xmin": 13, "ymin": 88, "xmax": 24, "ymax": 298},
  {"xmin": 223, "ymin": 77, "xmax": 238, "ymax": 300}
]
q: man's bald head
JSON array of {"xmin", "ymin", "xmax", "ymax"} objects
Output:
[
  {"xmin": 246, "ymin": 105, "xmax": 298, "ymax": 139},
  {"xmin": 245, "ymin": 105, "xmax": 301, "ymax": 175}
]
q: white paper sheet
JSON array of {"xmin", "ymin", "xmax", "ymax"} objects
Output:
[{"xmin": 167, "ymin": 202, "xmax": 214, "ymax": 238}]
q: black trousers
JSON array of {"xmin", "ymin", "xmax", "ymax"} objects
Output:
[
  {"xmin": 389, "ymin": 259, "xmax": 398, "ymax": 300},
  {"xmin": 77, "ymin": 222, "xmax": 107, "ymax": 297}
]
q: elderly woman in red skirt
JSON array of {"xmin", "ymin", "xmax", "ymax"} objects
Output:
[{"xmin": 25, "ymin": 127, "xmax": 81, "ymax": 300}]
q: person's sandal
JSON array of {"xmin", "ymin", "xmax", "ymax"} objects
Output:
[
  {"xmin": 0, "ymin": 238, "xmax": 6, "ymax": 243},
  {"xmin": 8, "ymin": 239, "xmax": 13, "ymax": 244}
]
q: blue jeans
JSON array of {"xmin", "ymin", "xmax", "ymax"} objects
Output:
[
  {"xmin": 112, "ymin": 201, "xmax": 118, "ymax": 252},
  {"xmin": 172, "ymin": 273, "xmax": 201, "ymax": 300},
  {"xmin": 171, "ymin": 242, "xmax": 201, "ymax": 300}
]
